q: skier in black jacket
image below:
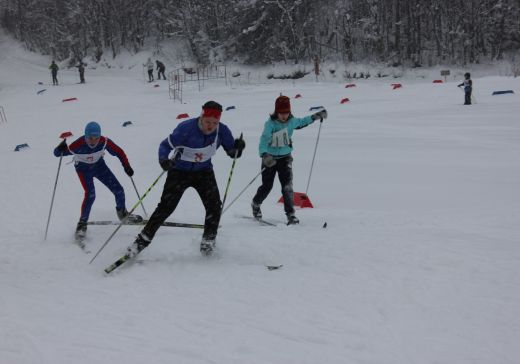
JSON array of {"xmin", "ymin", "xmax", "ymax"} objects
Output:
[{"xmin": 156, "ymin": 60, "xmax": 166, "ymax": 80}]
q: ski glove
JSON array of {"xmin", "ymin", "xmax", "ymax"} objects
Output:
[
  {"xmin": 234, "ymin": 138, "xmax": 246, "ymax": 152},
  {"xmin": 159, "ymin": 159, "xmax": 173, "ymax": 171},
  {"xmin": 227, "ymin": 138, "xmax": 246, "ymax": 158},
  {"xmin": 124, "ymin": 165, "xmax": 134, "ymax": 177},
  {"xmin": 262, "ymin": 153, "xmax": 276, "ymax": 168},
  {"xmin": 311, "ymin": 109, "xmax": 328, "ymax": 120},
  {"xmin": 56, "ymin": 140, "xmax": 68, "ymax": 153}
]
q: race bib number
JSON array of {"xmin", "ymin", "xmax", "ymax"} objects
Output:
[{"xmin": 271, "ymin": 128, "xmax": 290, "ymax": 147}]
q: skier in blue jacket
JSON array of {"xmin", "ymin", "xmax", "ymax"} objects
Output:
[
  {"xmin": 251, "ymin": 95, "xmax": 327, "ymax": 224},
  {"xmin": 54, "ymin": 121, "xmax": 142, "ymax": 240},
  {"xmin": 127, "ymin": 101, "xmax": 245, "ymax": 256},
  {"xmin": 458, "ymin": 72, "xmax": 473, "ymax": 105}
]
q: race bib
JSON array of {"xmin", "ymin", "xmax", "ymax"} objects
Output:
[
  {"xmin": 271, "ymin": 128, "xmax": 290, "ymax": 147},
  {"xmin": 73, "ymin": 140, "xmax": 107, "ymax": 164}
]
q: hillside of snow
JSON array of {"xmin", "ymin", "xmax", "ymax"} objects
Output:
[{"xmin": 1, "ymin": 34, "xmax": 520, "ymax": 364}]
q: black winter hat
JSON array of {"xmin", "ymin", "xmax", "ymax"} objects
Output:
[{"xmin": 202, "ymin": 100, "xmax": 223, "ymax": 112}]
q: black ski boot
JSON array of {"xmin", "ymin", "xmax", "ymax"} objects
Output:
[
  {"xmin": 116, "ymin": 208, "xmax": 143, "ymax": 223},
  {"xmin": 200, "ymin": 237, "xmax": 216, "ymax": 256},
  {"xmin": 286, "ymin": 212, "xmax": 299, "ymax": 225},
  {"xmin": 127, "ymin": 233, "xmax": 151, "ymax": 257},
  {"xmin": 251, "ymin": 202, "xmax": 262, "ymax": 219},
  {"xmin": 75, "ymin": 221, "xmax": 87, "ymax": 240}
]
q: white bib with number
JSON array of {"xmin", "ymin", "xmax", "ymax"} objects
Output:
[
  {"xmin": 72, "ymin": 140, "xmax": 107, "ymax": 164},
  {"xmin": 271, "ymin": 128, "xmax": 290, "ymax": 147},
  {"xmin": 173, "ymin": 127, "xmax": 219, "ymax": 163}
]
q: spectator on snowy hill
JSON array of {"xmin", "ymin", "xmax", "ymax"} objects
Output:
[
  {"xmin": 144, "ymin": 58, "xmax": 154, "ymax": 82},
  {"xmin": 76, "ymin": 61, "xmax": 85, "ymax": 84},
  {"xmin": 49, "ymin": 61, "xmax": 59, "ymax": 85},
  {"xmin": 251, "ymin": 95, "xmax": 327, "ymax": 225},
  {"xmin": 126, "ymin": 100, "xmax": 246, "ymax": 257},
  {"xmin": 156, "ymin": 60, "xmax": 166, "ymax": 80},
  {"xmin": 53, "ymin": 121, "xmax": 142, "ymax": 242},
  {"xmin": 458, "ymin": 72, "xmax": 473, "ymax": 105}
]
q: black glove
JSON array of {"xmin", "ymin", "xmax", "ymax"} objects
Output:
[
  {"xmin": 311, "ymin": 109, "xmax": 327, "ymax": 121},
  {"xmin": 159, "ymin": 159, "xmax": 173, "ymax": 171},
  {"xmin": 262, "ymin": 153, "xmax": 276, "ymax": 168},
  {"xmin": 124, "ymin": 165, "xmax": 134, "ymax": 177},
  {"xmin": 234, "ymin": 138, "xmax": 246, "ymax": 152},
  {"xmin": 227, "ymin": 138, "xmax": 246, "ymax": 159},
  {"xmin": 56, "ymin": 139, "xmax": 68, "ymax": 153}
]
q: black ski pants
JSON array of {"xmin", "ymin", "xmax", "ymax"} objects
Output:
[
  {"xmin": 142, "ymin": 169, "xmax": 222, "ymax": 241},
  {"xmin": 158, "ymin": 68, "xmax": 166, "ymax": 80},
  {"xmin": 253, "ymin": 155, "xmax": 294, "ymax": 215},
  {"xmin": 52, "ymin": 71, "xmax": 58, "ymax": 85},
  {"xmin": 464, "ymin": 89, "xmax": 472, "ymax": 105}
]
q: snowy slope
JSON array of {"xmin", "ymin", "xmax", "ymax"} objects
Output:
[{"xmin": 1, "ymin": 35, "xmax": 520, "ymax": 364}]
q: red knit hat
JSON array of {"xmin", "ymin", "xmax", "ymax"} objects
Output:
[{"xmin": 275, "ymin": 96, "xmax": 291, "ymax": 113}]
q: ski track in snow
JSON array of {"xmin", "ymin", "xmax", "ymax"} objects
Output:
[{"xmin": 1, "ymin": 32, "xmax": 520, "ymax": 364}]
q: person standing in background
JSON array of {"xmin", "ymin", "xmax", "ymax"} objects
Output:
[
  {"xmin": 458, "ymin": 72, "xmax": 473, "ymax": 105},
  {"xmin": 144, "ymin": 58, "xmax": 154, "ymax": 82},
  {"xmin": 156, "ymin": 60, "xmax": 166, "ymax": 80},
  {"xmin": 49, "ymin": 61, "xmax": 59, "ymax": 85}
]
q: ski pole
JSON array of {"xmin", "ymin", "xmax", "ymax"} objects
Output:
[
  {"xmin": 222, "ymin": 167, "xmax": 265, "ymax": 215},
  {"xmin": 305, "ymin": 118, "xmax": 323, "ymax": 195},
  {"xmin": 130, "ymin": 176, "xmax": 148, "ymax": 217},
  {"xmin": 44, "ymin": 132, "xmax": 72, "ymax": 240},
  {"xmin": 44, "ymin": 152, "xmax": 64, "ymax": 240},
  {"xmin": 89, "ymin": 169, "xmax": 166, "ymax": 264},
  {"xmin": 221, "ymin": 133, "xmax": 242, "ymax": 211}
]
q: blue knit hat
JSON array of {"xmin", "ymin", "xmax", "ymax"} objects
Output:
[{"xmin": 85, "ymin": 121, "xmax": 101, "ymax": 137}]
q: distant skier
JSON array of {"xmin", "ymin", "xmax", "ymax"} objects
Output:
[
  {"xmin": 49, "ymin": 61, "xmax": 59, "ymax": 85},
  {"xmin": 53, "ymin": 121, "xmax": 142, "ymax": 242},
  {"xmin": 144, "ymin": 58, "xmax": 154, "ymax": 82},
  {"xmin": 458, "ymin": 72, "xmax": 473, "ymax": 105},
  {"xmin": 76, "ymin": 62, "xmax": 85, "ymax": 83},
  {"xmin": 156, "ymin": 60, "xmax": 166, "ymax": 80},
  {"xmin": 251, "ymin": 95, "xmax": 327, "ymax": 225},
  {"xmin": 126, "ymin": 101, "xmax": 245, "ymax": 257}
]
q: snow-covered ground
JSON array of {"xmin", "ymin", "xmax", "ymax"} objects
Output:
[{"xmin": 1, "ymin": 34, "xmax": 520, "ymax": 364}]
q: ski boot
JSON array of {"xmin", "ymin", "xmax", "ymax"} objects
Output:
[
  {"xmin": 127, "ymin": 233, "xmax": 151, "ymax": 258},
  {"xmin": 200, "ymin": 237, "xmax": 216, "ymax": 256},
  {"xmin": 286, "ymin": 212, "xmax": 300, "ymax": 225},
  {"xmin": 75, "ymin": 221, "xmax": 87, "ymax": 240},
  {"xmin": 116, "ymin": 208, "xmax": 143, "ymax": 224},
  {"xmin": 251, "ymin": 201, "xmax": 262, "ymax": 219}
]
